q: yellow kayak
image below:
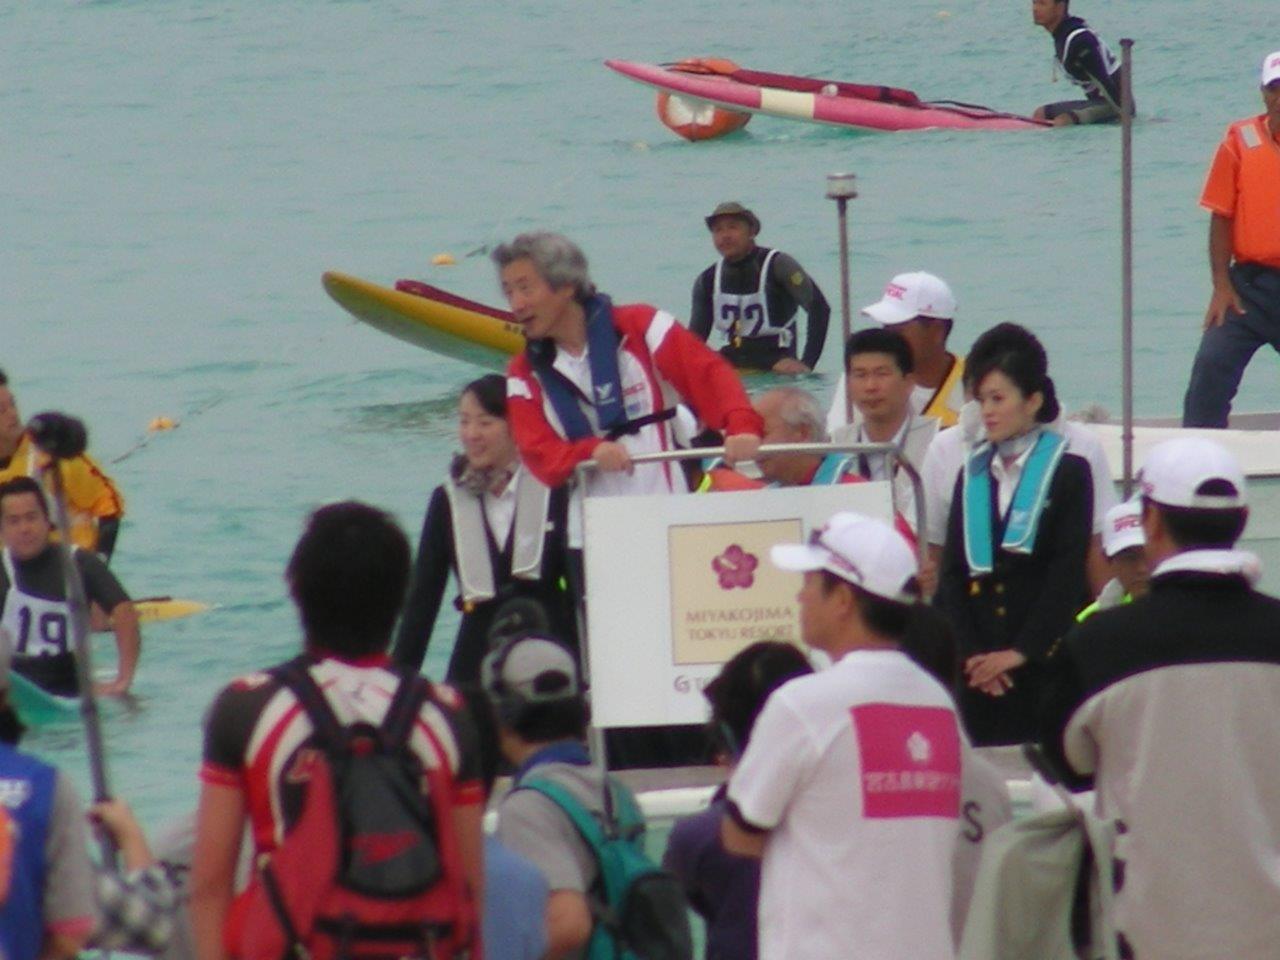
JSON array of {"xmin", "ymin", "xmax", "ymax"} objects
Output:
[
  {"xmin": 135, "ymin": 597, "xmax": 209, "ymax": 624},
  {"xmin": 323, "ymin": 270, "xmax": 781, "ymax": 374},
  {"xmin": 322, "ymin": 271, "xmax": 523, "ymax": 371}
]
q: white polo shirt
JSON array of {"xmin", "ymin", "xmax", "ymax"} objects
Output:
[{"xmin": 727, "ymin": 649, "xmax": 961, "ymax": 960}]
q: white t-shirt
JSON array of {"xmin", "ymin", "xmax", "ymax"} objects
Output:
[
  {"xmin": 920, "ymin": 410, "xmax": 1118, "ymax": 546},
  {"xmin": 728, "ymin": 649, "xmax": 961, "ymax": 960}
]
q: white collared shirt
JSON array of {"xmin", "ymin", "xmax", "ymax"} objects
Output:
[
  {"xmin": 989, "ymin": 442, "xmax": 1036, "ymax": 517},
  {"xmin": 482, "ymin": 465, "xmax": 521, "ymax": 550},
  {"xmin": 855, "ymin": 414, "xmax": 912, "ymax": 481}
]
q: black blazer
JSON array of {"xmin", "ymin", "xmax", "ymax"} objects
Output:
[
  {"xmin": 935, "ymin": 450, "xmax": 1093, "ymax": 746},
  {"xmin": 391, "ymin": 478, "xmax": 577, "ymax": 684}
]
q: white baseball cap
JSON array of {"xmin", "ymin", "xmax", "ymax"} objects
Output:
[
  {"xmin": 1102, "ymin": 499, "xmax": 1145, "ymax": 558},
  {"xmin": 861, "ymin": 272, "xmax": 956, "ymax": 327},
  {"xmin": 771, "ymin": 511, "xmax": 919, "ymax": 603},
  {"xmin": 1138, "ymin": 437, "xmax": 1247, "ymax": 509},
  {"xmin": 1262, "ymin": 50, "xmax": 1280, "ymax": 87}
]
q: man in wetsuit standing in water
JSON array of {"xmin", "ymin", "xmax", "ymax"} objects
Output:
[
  {"xmin": 690, "ymin": 202, "xmax": 830, "ymax": 374},
  {"xmin": 1030, "ymin": 0, "xmax": 1128, "ymax": 126}
]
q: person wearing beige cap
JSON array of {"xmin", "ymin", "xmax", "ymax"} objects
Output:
[
  {"xmin": 721, "ymin": 512, "xmax": 961, "ymax": 960},
  {"xmin": 1040, "ymin": 436, "xmax": 1280, "ymax": 960},
  {"xmin": 483, "ymin": 633, "xmax": 690, "ymax": 960},
  {"xmin": 690, "ymin": 202, "xmax": 831, "ymax": 375},
  {"xmin": 826, "ymin": 270, "xmax": 965, "ymax": 434},
  {"xmin": 1182, "ymin": 50, "xmax": 1280, "ymax": 427}
]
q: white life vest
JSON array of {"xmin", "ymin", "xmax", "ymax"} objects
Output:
[
  {"xmin": 1, "ymin": 548, "xmax": 72, "ymax": 658},
  {"xmin": 442, "ymin": 473, "xmax": 553, "ymax": 605},
  {"xmin": 712, "ymin": 249, "xmax": 791, "ymax": 347}
]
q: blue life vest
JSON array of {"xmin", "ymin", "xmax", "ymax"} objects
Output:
[
  {"xmin": 962, "ymin": 430, "xmax": 1067, "ymax": 575},
  {"xmin": 526, "ymin": 296, "xmax": 675, "ymax": 443},
  {"xmin": 526, "ymin": 295, "xmax": 628, "ymax": 441},
  {"xmin": 0, "ymin": 743, "xmax": 57, "ymax": 960},
  {"xmin": 811, "ymin": 453, "xmax": 854, "ymax": 485}
]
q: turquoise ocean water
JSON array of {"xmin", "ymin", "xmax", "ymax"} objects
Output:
[{"xmin": 2, "ymin": 0, "xmax": 1274, "ymax": 827}]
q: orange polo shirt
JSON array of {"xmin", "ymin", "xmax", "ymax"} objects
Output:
[{"xmin": 1199, "ymin": 115, "xmax": 1280, "ymax": 269}]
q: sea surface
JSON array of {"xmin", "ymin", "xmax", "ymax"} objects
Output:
[{"xmin": 2, "ymin": 0, "xmax": 1272, "ymax": 828}]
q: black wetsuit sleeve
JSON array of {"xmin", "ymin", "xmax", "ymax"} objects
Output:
[
  {"xmin": 75, "ymin": 550, "xmax": 130, "ymax": 610},
  {"xmin": 771, "ymin": 253, "xmax": 830, "ymax": 369},
  {"xmin": 1062, "ymin": 28, "xmax": 1121, "ymax": 109},
  {"xmin": 688, "ymin": 267, "xmax": 715, "ymax": 342},
  {"xmin": 392, "ymin": 486, "xmax": 454, "ymax": 672},
  {"xmin": 96, "ymin": 517, "xmax": 120, "ymax": 562}
]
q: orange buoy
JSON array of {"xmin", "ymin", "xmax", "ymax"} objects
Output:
[{"xmin": 655, "ymin": 57, "xmax": 751, "ymax": 142}]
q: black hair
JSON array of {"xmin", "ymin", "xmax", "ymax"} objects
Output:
[
  {"xmin": 969, "ymin": 350, "xmax": 1061, "ymax": 424},
  {"xmin": 286, "ymin": 501, "xmax": 410, "ymax": 657},
  {"xmin": 508, "ymin": 698, "xmax": 589, "ymax": 744},
  {"xmin": 845, "ymin": 327, "xmax": 915, "ymax": 376},
  {"xmin": 0, "ymin": 369, "xmax": 8, "ymax": 387},
  {"xmin": 0, "ymin": 476, "xmax": 50, "ymax": 520},
  {"xmin": 704, "ymin": 641, "xmax": 813, "ymax": 757},
  {"xmin": 964, "ymin": 323, "xmax": 1048, "ymax": 389},
  {"xmin": 818, "ymin": 571, "xmax": 922, "ymax": 641},
  {"xmin": 461, "ymin": 373, "xmax": 508, "ymax": 418},
  {"xmin": 1147, "ymin": 480, "xmax": 1248, "ymax": 549}
]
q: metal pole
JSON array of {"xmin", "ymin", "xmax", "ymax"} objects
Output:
[
  {"xmin": 827, "ymin": 173, "xmax": 858, "ymax": 426},
  {"xmin": 1120, "ymin": 39, "xmax": 1135, "ymax": 498},
  {"xmin": 32, "ymin": 415, "xmax": 116, "ymax": 867}
]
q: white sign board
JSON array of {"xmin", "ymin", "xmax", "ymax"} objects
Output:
[{"xmin": 583, "ymin": 482, "xmax": 894, "ymax": 727}]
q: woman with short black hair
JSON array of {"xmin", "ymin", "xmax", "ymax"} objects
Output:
[
  {"xmin": 935, "ymin": 339, "xmax": 1093, "ymax": 745},
  {"xmin": 393, "ymin": 375, "xmax": 576, "ymax": 683}
]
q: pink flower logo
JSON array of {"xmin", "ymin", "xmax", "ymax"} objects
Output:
[{"xmin": 712, "ymin": 544, "xmax": 758, "ymax": 590}]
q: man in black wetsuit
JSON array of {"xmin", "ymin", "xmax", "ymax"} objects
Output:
[
  {"xmin": 1030, "ymin": 0, "xmax": 1129, "ymax": 126},
  {"xmin": 0, "ymin": 476, "xmax": 139, "ymax": 697},
  {"xmin": 690, "ymin": 202, "xmax": 830, "ymax": 374}
]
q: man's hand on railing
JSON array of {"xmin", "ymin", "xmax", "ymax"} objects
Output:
[{"xmin": 722, "ymin": 433, "xmax": 762, "ymax": 466}]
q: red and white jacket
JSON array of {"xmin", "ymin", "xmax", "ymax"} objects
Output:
[{"xmin": 506, "ymin": 303, "xmax": 763, "ymax": 497}]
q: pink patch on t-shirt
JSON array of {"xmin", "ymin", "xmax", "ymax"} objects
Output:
[{"xmin": 851, "ymin": 703, "xmax": 961, "ymax": 818}]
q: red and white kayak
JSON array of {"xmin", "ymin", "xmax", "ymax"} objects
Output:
[{"xmin": 606, "ymin": 59, "xmax": 1048, "ymax": 135}]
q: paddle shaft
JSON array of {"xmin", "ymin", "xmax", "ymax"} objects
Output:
[
  {"xmin": 45, "ymin": 465, "xmax": 117, "ymax": 866},
  {"xmin": 1120, "ymin": 39, "xmax": 1135, "ymax": 498}
]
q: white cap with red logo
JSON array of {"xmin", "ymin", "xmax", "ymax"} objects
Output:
[
  {"xmin": 861, "ymin": 271, "xmax": 957, "ymax": 327},
  {"xmin": 1102, "ymin": 499, "xmax": 1145, "ymax": 558},
  {"xmin": 771, "ymin": 511, "xmax": 918, "ymax": 604},
  {"xmin": 1138, "ymin": 437, "xmax": 1247, "ymax": 510},
  {"xmin": 1262, "ymin": 50, "xmax": 1280, "ymax": 87}
]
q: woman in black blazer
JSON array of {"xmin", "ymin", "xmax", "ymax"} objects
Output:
[
  {"xmin": 393, "ymin": 374, "xmax": 577, "ymax": 683},
  {"xmin": 936, "ymin": 344, "xmax": 1093, "ymax": 746}
]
